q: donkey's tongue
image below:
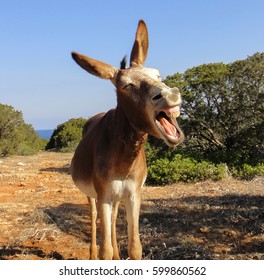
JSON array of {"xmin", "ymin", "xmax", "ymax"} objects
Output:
[{"xmin": 156, "ymin": 114, "xmax": 178, "ymax": 137}]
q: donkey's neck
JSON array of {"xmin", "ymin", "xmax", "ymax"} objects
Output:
[{"xmin": 112, "ymin": 105, "xmax": 148, "ymax": 159}]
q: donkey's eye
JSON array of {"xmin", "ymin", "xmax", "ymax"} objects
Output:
[{"xmin": 123, "ymin": 83, "xmax": 134, "ymax": 89}]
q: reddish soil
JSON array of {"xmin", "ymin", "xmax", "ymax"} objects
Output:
[{"xmin": 0, "ymin": 151, "xmax": 263, "ymax": 260}]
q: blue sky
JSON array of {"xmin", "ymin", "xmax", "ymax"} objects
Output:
[{"xmin": 1, "ymin": 0, "xmax": 263, "ymax": 129}]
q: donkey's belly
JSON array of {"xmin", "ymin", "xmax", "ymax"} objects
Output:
[{"xmin": 74, "ymin": 180, "xmax": 98, "ymax": 199}]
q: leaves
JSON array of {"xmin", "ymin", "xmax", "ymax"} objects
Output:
[
  {"xmin": 146, "ymin": 154, "xmax": 226, "ymax": 185},
  {"xmin": 46, "ymin": 118, "xmax": 87, "ymax": 152},
  {"xmin": 163, "ymin": 52, "xmax": 264, "ymax": 165},
  {"xmin": 0, "ymin": 104, "xmax": 43, "ymax": 156}
]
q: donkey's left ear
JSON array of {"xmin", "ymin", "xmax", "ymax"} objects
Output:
[
  {"xmin": 72, "ymin": 52, "xmax": 118, "ymax": 80},
  {"xmin": 130, "ymin": 20, "xmax": 149, "ymax": 66}
]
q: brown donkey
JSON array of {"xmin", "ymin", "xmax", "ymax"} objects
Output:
[{"xmin": 71, "ymin": 20, "xmax": 184, "ymax": 260}]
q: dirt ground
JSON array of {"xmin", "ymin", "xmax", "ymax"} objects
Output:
[{"xmin": 0, "ymin": 151, "xmax": 263, "ymax": 260}]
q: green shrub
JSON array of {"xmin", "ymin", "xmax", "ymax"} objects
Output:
[
  {"xmin": 46, "ymin": 118, "xmax": 87, "ymax": 152},
  {"xmin": 0, "ymin": 104, "xmax": 44, "ymax": 156},
  {"xmin": 231, "ymin": 164, "xmax": 264, "ymax": 180},
  {"xmin": 146, "ymin": 154, "xmax": 227, "ymax": 185},
  {"xmin": 145, "ymin": 133, "xmax": 263, "ymax": 183}
]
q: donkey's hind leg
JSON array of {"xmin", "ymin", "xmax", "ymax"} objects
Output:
[{"xmin": 88, "ymin": 197, "xmax": 97, "ymax": 259}]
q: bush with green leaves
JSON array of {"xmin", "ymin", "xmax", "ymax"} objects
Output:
[
  {"xmin": 46, "ymin": 118, "xmax": 87, "ymax": 152},
  {"xmin": 146, "ymin": 154, "xmax": 227, "ymax": 185},
  {"xmin": 231, "ymin": 164, "xmax": 264, "ymax": 180},
  {"xmin": 0, "ymin": 103, "xmax": 44, "ymax": 156}
]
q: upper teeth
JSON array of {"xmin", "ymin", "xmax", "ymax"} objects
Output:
[
  {"xmin": 171, "ymin": 110, "xmax": 180, "ymax": 118},
  {"xmin": 166, "ymin": 106, "xmax": 180, "ymax": 119}
]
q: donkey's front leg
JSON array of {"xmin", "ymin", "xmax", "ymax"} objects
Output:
[
  {"xmin": 98, "ymin": 199, "xmax": 113, "ymax": 260},
  {"xmin": 125, "ymin": 193, "xmax": 142, "ymax": 260},
  {"xmin": 111, "ymin": 201, "xmax": 120, "ymax": 260}
]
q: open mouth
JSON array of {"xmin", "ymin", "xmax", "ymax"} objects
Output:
[{"xmin": 155, "ymin": 105, "xmax": 183, "ymax": 146}]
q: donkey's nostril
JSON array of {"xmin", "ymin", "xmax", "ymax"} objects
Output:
[{"xmin": 152, "ymin": 93, "xmax": 162, "ymax": 101}]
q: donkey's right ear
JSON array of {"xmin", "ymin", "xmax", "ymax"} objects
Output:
[
  {"xmin": 130, "ymin": 20, "xmax": 149, "ymax": 66},
  {"xmin": 71, "ymin": 52, "xmax": 118, "ymax": 80}
]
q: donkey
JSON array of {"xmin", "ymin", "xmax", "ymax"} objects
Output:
[{"xmin": 70, "ymin": 20, "xmax": 184, "ymax": 260}]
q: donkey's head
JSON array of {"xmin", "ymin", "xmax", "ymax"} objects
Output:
[{"xmin": 72, "ymin": 20, "xmax": 184, "ymax": 147}]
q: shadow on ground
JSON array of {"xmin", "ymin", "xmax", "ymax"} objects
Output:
[
  {"xmin": 0, "ymin": 246, "xmax": 64, "ymax": 260},
  {"xmin": 140, "ymin": 194, "xmax": 264, "ymax": 259},
  {"xmin": 39, "ymin": 165, "xmax": 71, "ymax": 174}
]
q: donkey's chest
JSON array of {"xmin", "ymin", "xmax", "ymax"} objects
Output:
[
  {"xmin": 109, "ymin": 161, "xmax": 147, "ymax": 200},
  {"xmin": 110, "ymin": 178, "xmax": 141, "ymax": 201}
]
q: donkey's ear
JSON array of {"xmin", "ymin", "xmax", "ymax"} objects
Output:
[
  {"xmin": 71, "ymin": 52, "xmax": 118, "ymax": 80},
  {"xmin": 130, "ymin": 20, "xmax": 149, "ymax": 66}
]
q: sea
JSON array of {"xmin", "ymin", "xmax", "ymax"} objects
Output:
[{"xmin": 35, "ymin": 129, "xmax": 54, "ymax": 140}]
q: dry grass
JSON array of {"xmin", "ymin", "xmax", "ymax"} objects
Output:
[
  {"xmin": 0, "ymin": 152, "xmax": 263, "ymax": 260},
  {"xmin": 139, "ymin": 179, "xmax": 264, "ymax": 260}
]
